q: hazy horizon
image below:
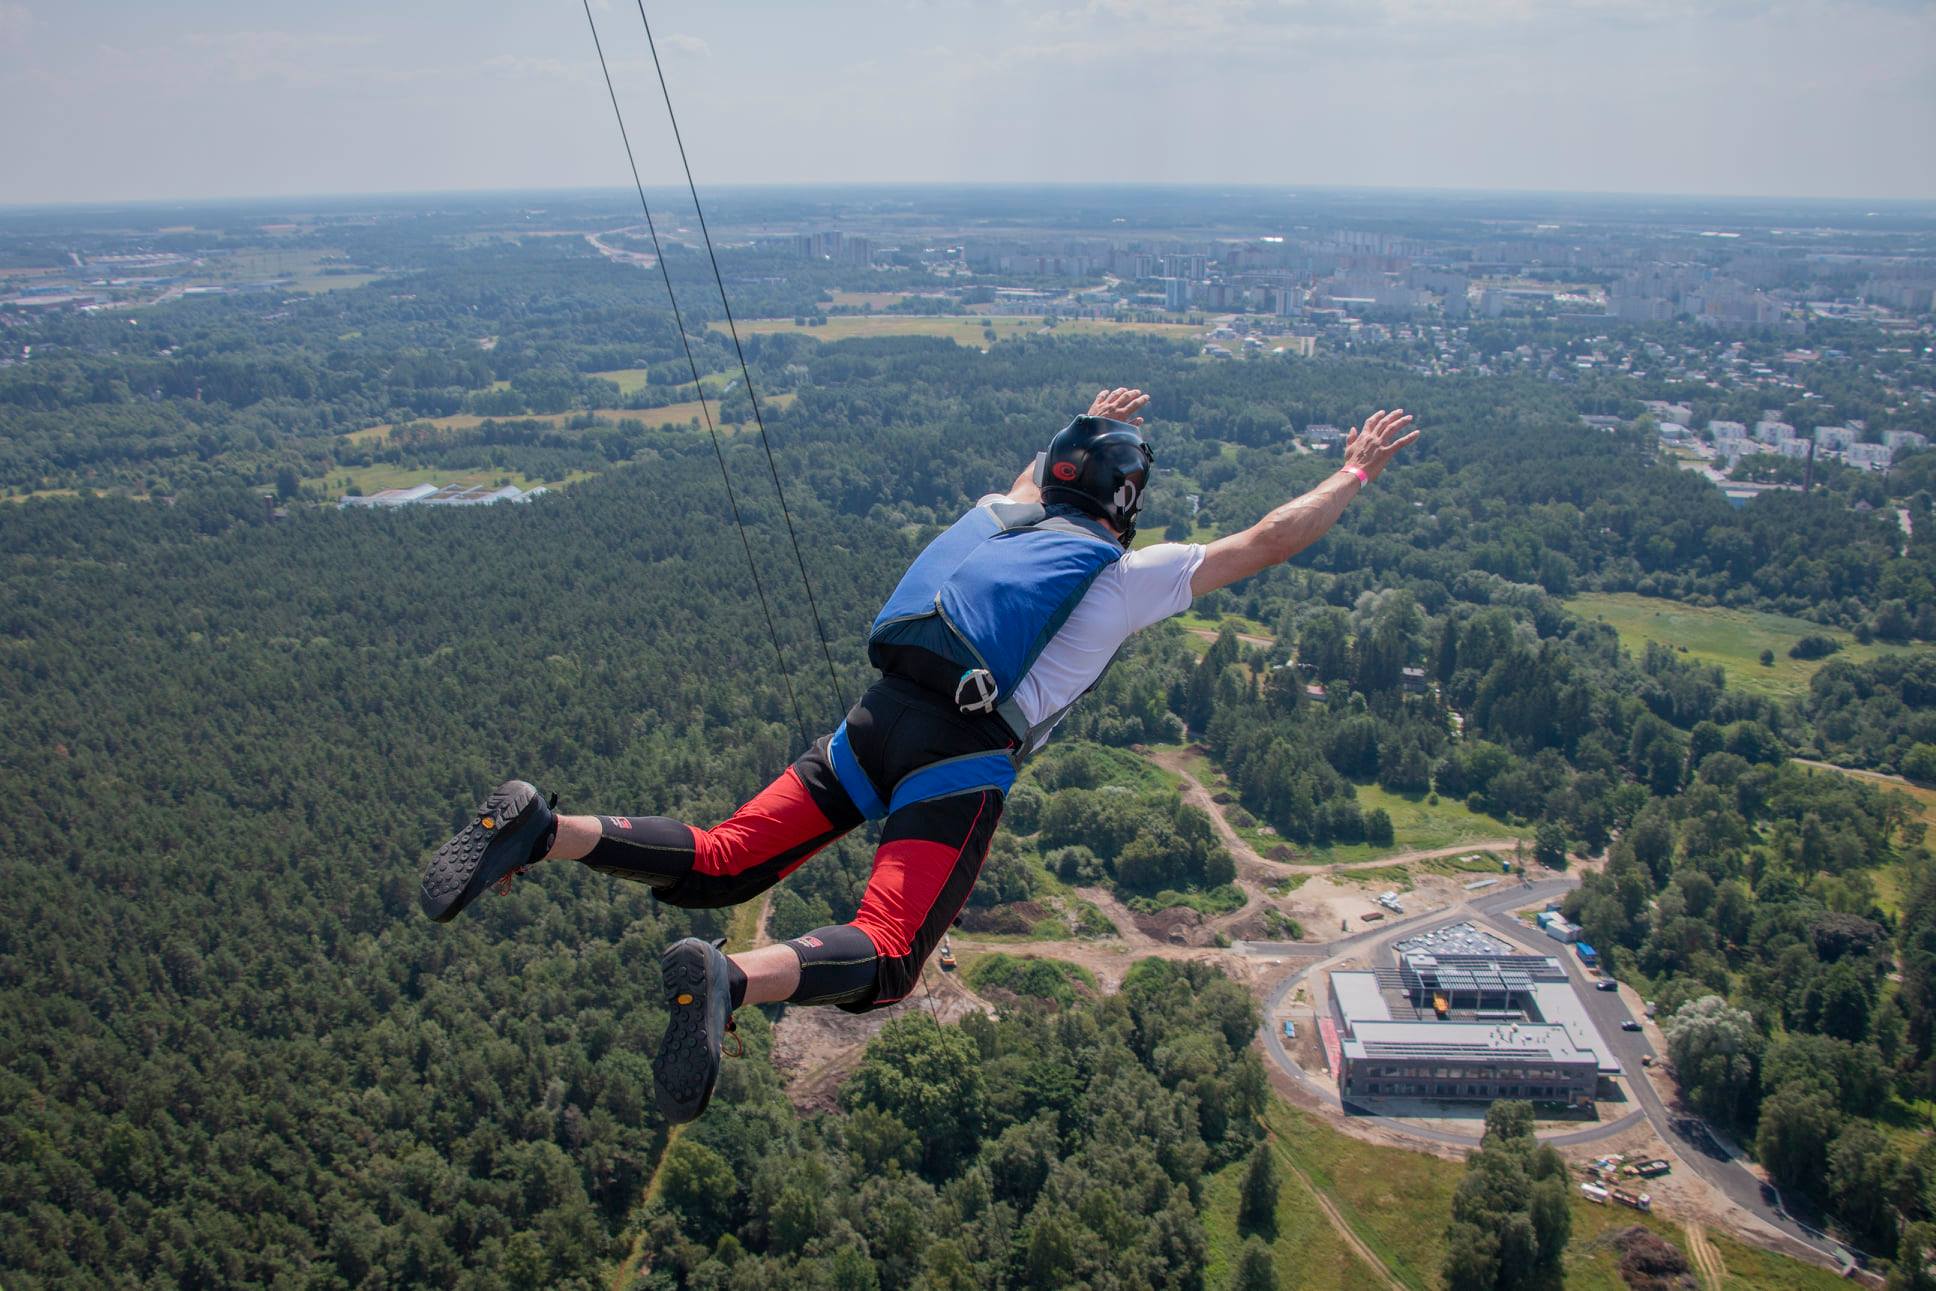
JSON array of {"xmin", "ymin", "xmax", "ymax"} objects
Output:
[
  {"xmin": 3, "ymin": 0, "xmax": 1932, "ymax": 207},
  {"xmin": 4, "ymin": 180, "xmax": 1934, "ymax": 220}
]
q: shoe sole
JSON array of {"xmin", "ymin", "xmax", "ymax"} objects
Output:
[
  {"xmin": 654, "ymin": 940, "xmax": 727, "ymax": 1124},
  {"xmin": 420, "ymin": 780, "xmax": 539, "ymax": 923}
]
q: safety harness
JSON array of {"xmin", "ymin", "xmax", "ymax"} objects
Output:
[{"xmin": 827, "ymin": 499, "xmax": 1126, "ymax": 820}]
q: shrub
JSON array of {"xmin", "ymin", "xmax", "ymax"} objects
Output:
[{"xmin": 1789, "ymin": 634, "xmax": 1842, "ymax": 661}]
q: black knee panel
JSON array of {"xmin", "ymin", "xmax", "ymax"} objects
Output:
[
  {"xmin": 784, "ymin": 925, "xmax": 880, "ymax": 1007},
  {"xmin": 583, "ymin": 815, "xmax": 694, "ymax": 887}
]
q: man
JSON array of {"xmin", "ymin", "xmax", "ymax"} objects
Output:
[{"xmin": 419, "ymin": 389, "xmax": 1417, "ymax": 1123}]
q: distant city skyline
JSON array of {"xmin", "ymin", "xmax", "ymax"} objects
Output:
[{"xmin": 2, "ymin": 0, "xmax": 1932, "ymax": 205}]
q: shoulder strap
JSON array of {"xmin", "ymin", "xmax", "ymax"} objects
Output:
[
  {"xmin": 1005, "ymin": 503, "xmax": 1124, "ymax": 555},
  {"xmin": 984, "ymin": 499, "xmax": 1047, "ymax": 531}
]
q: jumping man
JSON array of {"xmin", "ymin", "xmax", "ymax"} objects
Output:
[{"xmin": 419, "ymin": 389, "xmax": 1418, "ymax": 1123}]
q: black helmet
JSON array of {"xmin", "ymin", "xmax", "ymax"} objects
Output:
[{"xmin": 1039, "ymin": 415, "xmax": 1155, "ymax": 545}]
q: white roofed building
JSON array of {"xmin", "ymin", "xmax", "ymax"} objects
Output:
[{"xmin": 1327, "ymin": 922, "xmax": 1619, "ymax": 1107}]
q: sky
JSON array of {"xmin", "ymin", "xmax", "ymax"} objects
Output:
[{"xmin": 2, "ymin": 0, "xmax": 1933, "ymax": 206}]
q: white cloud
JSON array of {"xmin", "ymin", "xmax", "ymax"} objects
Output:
[
  {"xmin": 180, "ymin": 29, "xmax": 380, "ymax": 88},
  {"xmin": 662, "ymin": 32, "xmax": 709, "ymax": 56}
]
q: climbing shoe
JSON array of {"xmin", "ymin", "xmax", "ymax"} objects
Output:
[
  {"xmin": 653, "ymin": 937, "xmax": 736, "ymax": 1124},
  {"xmin": 419, "ymin": 780, "xmax": 557, "ymax": 923}
]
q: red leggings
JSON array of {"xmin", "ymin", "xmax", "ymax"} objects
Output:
[{"xmin": 584, "ymin": 681, "xmax": 1008, "ymax": 1011}]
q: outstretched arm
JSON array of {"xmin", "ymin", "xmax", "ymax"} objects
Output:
[
  {"xmin": 1002, "ymin": 386, "xmax": 1151, "ymax": 501},
  {"xmin": 1190, "ymin": 408, "xmax": 1418, "ymax": 596}
]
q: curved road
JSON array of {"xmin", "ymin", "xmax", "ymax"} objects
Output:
[{"xmin": 1250, "ymin": 879, "xmax": 1849, "ymax": 1268}]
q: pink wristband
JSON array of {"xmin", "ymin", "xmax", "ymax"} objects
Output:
[{"xmin": 1342, "ymin": 465, "xmax": 1369, "ymax": 486}]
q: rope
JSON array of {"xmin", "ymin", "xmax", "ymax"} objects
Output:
[
  {"xmin": 918, "ymin": 960, "xmax": 946, "ymax": 1031},
  {"xmin": 579, "ymin": 0, "xmax": 812, "ymax": 750},
  {"xmin": 589, "ymin": 3, "xmax": 943, "ymax": 1035},
  {"xmin": 629, "ymin": 0, "xmax": 850, "ymax": 723}
]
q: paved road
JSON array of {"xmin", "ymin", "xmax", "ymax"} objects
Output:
[
  {"xmin": 1250, "ymin": 881, "xmax": 1848, "ymax": 1267},
  {"xmin": 1470, "ymin": 903, "xmax": 1847, "ymax": 1265}
]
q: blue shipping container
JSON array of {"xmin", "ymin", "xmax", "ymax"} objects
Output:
[{"xmin": 1576, "ymin": 942, "xmax": 1598, "ymax": 965}]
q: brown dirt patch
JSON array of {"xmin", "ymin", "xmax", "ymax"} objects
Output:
[
  {"xmin": 769, "ymin": 967, "xmax": 992, "ymax": 1113},
  {"xmin": 1134, "ymin": 905, "xmax": 1204, "ymax": 944},
  {"xmin": 1603, "ymin": 1225, "xmax": 1696, "ymax": 1290},
  {"xmin": 956, "ymin": 900, "xmax": 1049, "ymax": 935}
]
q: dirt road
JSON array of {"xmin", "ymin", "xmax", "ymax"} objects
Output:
[
  {"xmin": 1792, "ymin": 757, "xmax": 1924, "ymax": 790},
  {"xmin": 1146, "ymin": 744, "xmax": 1522, "ymax": 876},
  {"xmin": 1684, "ymin": 1222, "xmax": 1726, "ymax": 1290}
]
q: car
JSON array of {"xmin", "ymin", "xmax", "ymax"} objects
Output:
[
  {"xmin": 1621, "ymin": 1020, "xmax": 1642, "ymax": 1031},
  {"xmin": 1595, "ymin": 979, "xmax": 1619, "ymax": 992},
  {"xmin": 1640, "ymin": 1055, "xmax": 1654, "ymax": 1068},
  {"xmin": 1283, "ymin": 1019, "xmax": 1297, "ymax": 1040}
]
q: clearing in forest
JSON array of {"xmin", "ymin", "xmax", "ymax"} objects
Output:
[
  {"xmin": 1566, "ymin": 591, "xmax": 1898, "ymax": 700},
  {"xmin": 341, "ymin": 392, "xmax": 800, "ymax": 451},
  {"xmin": 712, "ymin": 314, "xmax": 1205, "ymax": 346},
  {"xmin": 1156, "ymin": 743, "xmax": 1519, "ymax": 866}
]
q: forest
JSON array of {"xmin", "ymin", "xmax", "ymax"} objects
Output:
[{"xmin": 3, "ymin": 225, "xmax": 1935, "ymax": 1287}]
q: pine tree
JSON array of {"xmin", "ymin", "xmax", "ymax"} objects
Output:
[{"xmin": 1238, "ymin": 1140, "xmax": 1279, "ymax": 1238}]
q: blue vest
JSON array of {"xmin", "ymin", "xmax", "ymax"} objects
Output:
[
  {"xmin": 820, "ymin": 501, "xmax": 1122, "ymax": 821},
  {"xmin": 867, "ymin": 500, "xmax": 1123, "ymax": 733}
]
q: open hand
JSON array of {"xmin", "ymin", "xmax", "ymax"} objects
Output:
[
  {"xmin": 1344, "ymin": 409, "xmax": 1419, "ymax": 482},
  {"xmin": 1087, "ymin": 387, "xmax": 1149, "ymax": 425}
]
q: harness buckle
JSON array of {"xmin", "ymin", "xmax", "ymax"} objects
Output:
[{"xmin": 954, "ymin": 668, "xmax": 999, "ymax": 714}]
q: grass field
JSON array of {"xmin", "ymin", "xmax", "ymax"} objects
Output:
[
  {"xmin": 213, "ymin": 249, "xmax": 381, "ymax": 293},
  {"xmin": 1200, "ymin": 1138, "xmax": 1376, "ymax": 1291},
  {"xmin": 724, "ymin": 898, "xmax": 763, "ymax": 954},
  {"xmin": 1332, "ymin": 864, "xmax": 1417, "ymax": 890},
  {"xmin": 1173, "ymin": 610, "xmax": 1274, "ymax": 640},
  {"xmin": 345, "ymin": 392, "xmax": 799, "ymax": 447},
  {"xmin": 587, "ymin": 368, "xmax": 651, "ymax": 395},
  {"xmin": 1566, "ymin": 592, "xmax": 1899, "ymax": 700},
  {"xmin": 344, "ymin": 410, "xmax": 583, "ymax": 444},
  {"xmin": 1262, "ymin": 1099, "xmax": 1836, "ymax": 1291},
  {"xmin": 1265, "ymin": 1100, "xmax": 1455, "ymax": 1289},
  {"xmin": 307, "ymin": 463, "xmax": 596, "ymax": 498},
  {"xmin": 1417, "ymin": 851, "xmax": 1513, "ymax": 876},
  {"xmin": 711, "ymin": 314, "xmax": 1205, "ymax": 348},
  {"xmin": 585, "ymin": 370, "xmax": 739, "ymax": 398},
  {"xmin": 1299, "ymin": 783, "xmax": 1518, "ymax": 865},
  {"xmin": 1330, "ymin": 853, "xmax": 1508, "ymax": 890},
  {"xmin": 1169, "ymin": 748, "xmax": 1519, "ymax": 864},
  {"xmin": 826, "ymin": 290, "xmax": 933, "ymax": 310},
  {"xmin": 1703, "ymin": 1230, "xmax": 1853, "ymax": 1291}
]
